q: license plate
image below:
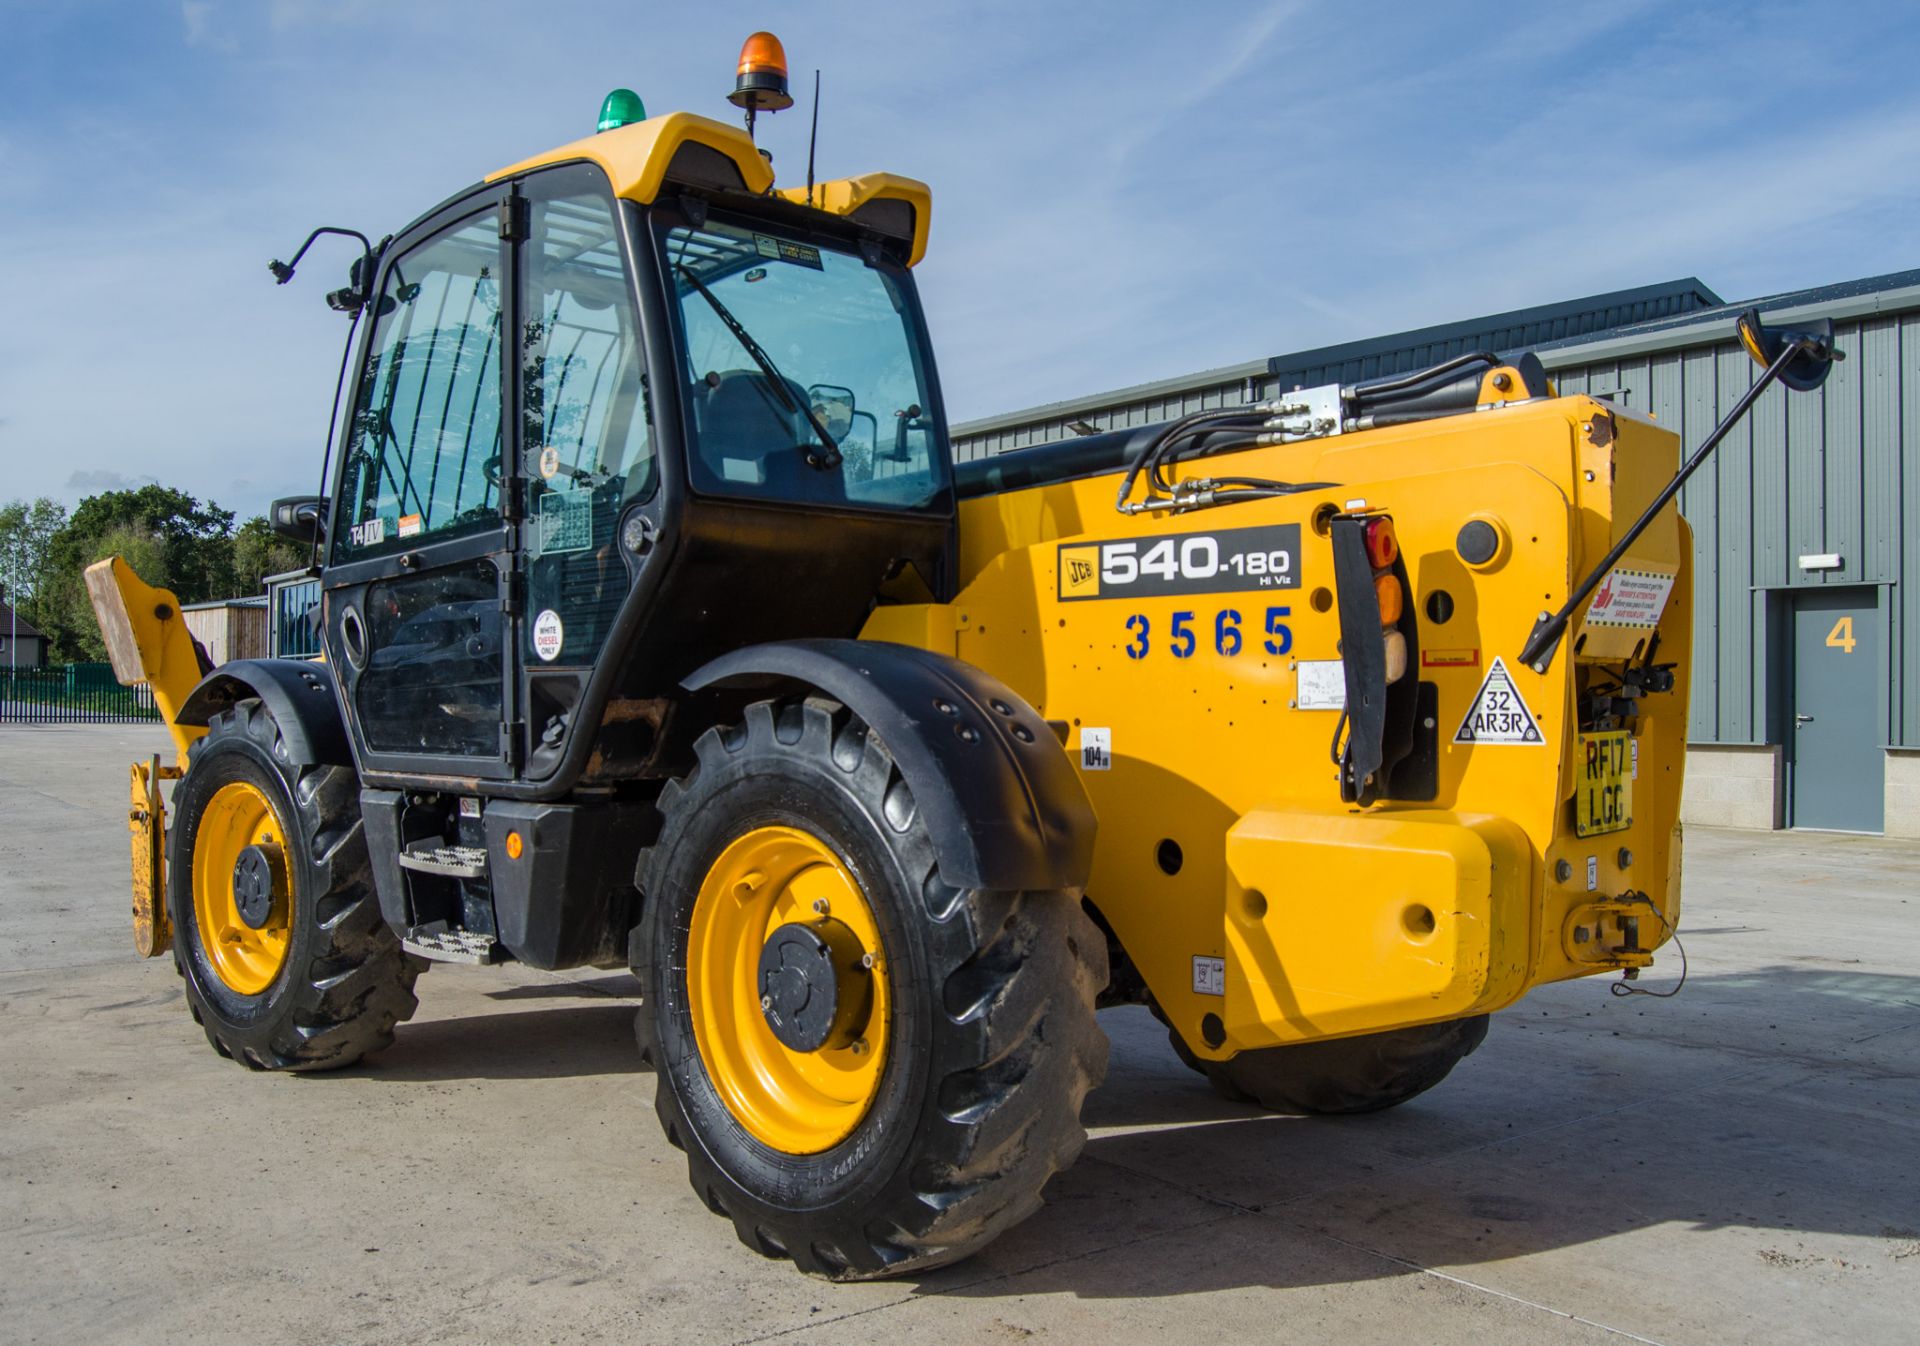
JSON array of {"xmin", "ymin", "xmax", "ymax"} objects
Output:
[{"xmin": 1575, "ymin": 730, "xmax": 1633, "ymax": 837}]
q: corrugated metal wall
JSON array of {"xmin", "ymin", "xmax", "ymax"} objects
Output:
[{"xmin": 1546, "ymin": 314, "xmax": 1915, "ymax": 749}]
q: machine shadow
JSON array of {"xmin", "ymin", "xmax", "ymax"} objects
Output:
[
  {"xmin": 909, "ymin": 963, "xmax": 1920, "ymax": 1300},
  {"xmin": 348, "ymin": 1002, "xmax": 644, "ymax": 1083}
]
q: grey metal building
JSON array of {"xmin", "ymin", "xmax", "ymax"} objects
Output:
[{"xmin": 952, "ymin": 270, "xmax": 1920, "ymax": 837}]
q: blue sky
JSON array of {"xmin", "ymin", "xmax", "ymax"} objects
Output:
[{"xmin": 2, "ymin": 0, "xmax": 1917, "ymax": 520}]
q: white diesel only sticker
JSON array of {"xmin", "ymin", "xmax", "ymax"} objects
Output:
[{"xmin": 532, "ymin": 609, "xmax": 565, "ymax": 662}]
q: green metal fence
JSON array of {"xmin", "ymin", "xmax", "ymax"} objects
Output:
[{"xmin": 0, "ymin": 662, "xmax": 159, "ymax": 723}]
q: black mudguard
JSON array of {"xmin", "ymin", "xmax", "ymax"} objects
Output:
[
  {"xmin": 175, "ymin": 659, "xmax": 351, "ymax": 766},
  {"xmin": 684, "ymin": 639, "xmax": 1096, "ymax": 893}
]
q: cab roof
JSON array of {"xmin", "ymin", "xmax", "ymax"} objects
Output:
[{"xmin": 487, "ymin": 111, "xmax": 931, "ymax": 267}]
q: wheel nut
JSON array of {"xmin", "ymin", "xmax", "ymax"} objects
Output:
[
  {"xmin": 860, "ymin": 952, "xmax": 876, "ymax": 970},
  {"xmin": 849, "ymin": 1038, "xmax": 868, "ymax": 1056},
  {"xmin": 760, "ymin": 994, "xmax": 772, "ymax": 1011},
  {"xmin": 811, "ymin": 898, "xmax": 830, "ymax": 915}
]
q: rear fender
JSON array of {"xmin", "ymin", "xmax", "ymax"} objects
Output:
[{"xmin": 684, "ymin": 639, "xmax": 1095, "ymax": 892}]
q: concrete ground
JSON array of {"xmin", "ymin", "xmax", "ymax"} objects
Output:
[{"xmin": 1, "ymin": 723, "xmax": 1915, "ymax": 1346}]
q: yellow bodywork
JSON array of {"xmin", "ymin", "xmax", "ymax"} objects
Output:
[
  {"xmin": 863, "ymin": 381, "xmax": 1691, "ymax": 1058},
  {"xmin": 488, "ymin": 111, "xmax": 932, "ymax": 266},
  {"xmin": 86, "ymin": 557, "xmax": 209, "ymax": 956}
]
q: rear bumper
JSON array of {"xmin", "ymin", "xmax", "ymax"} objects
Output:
[
  {"xmin": 1221, "ymin": 806, "xmax": 1535, "ymax": 1049},
  {"xmin": 1218, "ymin": 805, "xmax": 1680, "ymax": 1051}
]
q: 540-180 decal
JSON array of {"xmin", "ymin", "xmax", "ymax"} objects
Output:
[{"xmin": 1058, "ymin": 523, "xmax": 1300, "ymax": 602}]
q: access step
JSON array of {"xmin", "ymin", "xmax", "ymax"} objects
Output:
[
  {"xmin": 396, "ymin": 842, "xmax": 488, "ymax": 879},
  {"xmin": 402, "ymin": 922, "xmax": 500, "ymax": 965}
]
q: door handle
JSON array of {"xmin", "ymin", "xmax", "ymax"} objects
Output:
[{"xmin": 1795, "ymin": 714, "xmax": 1814, "ymax": 723}]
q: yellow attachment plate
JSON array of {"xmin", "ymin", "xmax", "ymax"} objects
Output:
[
  {"xmin": 128, "ymin": 756, "xmax": 181, "ymax": 958},
  {"xmin": 84, "ymin": 557, "xmax": 208, "ymax": 769},
  {"xmin": 687, "ymin": 826, "xmax": 890, "ymax": 1154},
  {"xmin": 191, "ymin": 781, "xmax": 293, "ymax": 996},
  {"xmin": 1220, "ymin": 808, "xmax": 1533, "ymax": 1048}
]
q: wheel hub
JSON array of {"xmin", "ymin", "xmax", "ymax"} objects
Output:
[
  {"xmin": 757, "ymin": 918, "xmax": 870, "ymax": 1052},
  {"xmin": 231, "ymin": 843, "xmax": 284, "ymax": 930},
  {"xmin": 686, "ymin": 825, "xmax": 892, "ymax": 1154}
]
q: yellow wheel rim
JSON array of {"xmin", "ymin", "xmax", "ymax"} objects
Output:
[
  {"xmin": 191, "ymin": 781, "xmax": 293, "ymax": 996},
  {"xmin": 688, "ymin": 825, "xmax": 891, "ymax": 1154}
]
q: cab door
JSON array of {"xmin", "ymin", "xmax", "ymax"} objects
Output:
[{"xmin": 324, "ymin": 195, "xmax": 520, "ymax": 778}]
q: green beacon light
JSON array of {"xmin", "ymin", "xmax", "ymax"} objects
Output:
[{"xmin": 597, "ymin": 88, "xmax": 646, "ymax": 133}]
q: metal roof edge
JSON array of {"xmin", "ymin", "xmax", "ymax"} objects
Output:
[
  {"xmin": 952, "ymin": 357, "xmax": 1271, "ymax": 437},
  {"xmin": 1537, "ymin": 280, "xmax": 1920, "ymax": 368},
  {"xmin": 953, "ymin": 277, "xmax": 1720, "ymax": 440}
]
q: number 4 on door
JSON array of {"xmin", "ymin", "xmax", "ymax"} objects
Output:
[{"xmin": 1825, "ymin": 615, "xmax": 1856, "ymax": 654}]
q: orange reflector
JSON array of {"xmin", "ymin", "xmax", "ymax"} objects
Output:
[
  {"xmin": 1375, "ymin": 573, "xmax": 1404, "ymax": 625},
  {"xmin": 505, "ymin": 831, "xmax": 524, "ymax": 860},
  {"xmin": 1364, "ymin": 516, "xmax": 1399, "ymax": 569},
  {"xmin": 1383, "ymin": 629, "xmax": 1408, "ymax": 683}
]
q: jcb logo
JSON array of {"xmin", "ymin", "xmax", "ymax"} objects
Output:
[{"xmin": 1059, "ymin": 546, "xmax": 1101, "ymax": 598}]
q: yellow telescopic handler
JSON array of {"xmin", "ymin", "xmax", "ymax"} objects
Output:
[{"xmin": 87, "ymin": 33, "xmax": 1842, "ymax": 1278}]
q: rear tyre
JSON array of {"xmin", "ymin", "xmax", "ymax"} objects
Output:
[
  {"xmin": 635, "ymin": 697, "xmax": 1108, "ymax": 1280},
  {"xmin": 168, "ymin": 699, "xmax": 422, "ymax": 1070},
  {"xmin": 1160, "ymin": 1009, "xmax": 1489, "ymax": 1115}
]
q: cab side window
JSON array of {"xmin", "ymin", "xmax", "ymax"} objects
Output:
[
  {"xmin": 521, "ymin": 189, "xmax": 651, "ymax": 663},
  {"xmin": 335, "ymin": 216, "xmax": 504, "ymax": 560}
]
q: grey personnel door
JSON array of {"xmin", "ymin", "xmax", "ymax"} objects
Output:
[{"xmin": 1788, "ymin": 586, "xmax": 1883, "ymax": 833}]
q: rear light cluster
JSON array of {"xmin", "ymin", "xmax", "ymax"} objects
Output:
[{"xmin": 1364, "ymin": 517, "xmax": 1409, "ymax": 683}]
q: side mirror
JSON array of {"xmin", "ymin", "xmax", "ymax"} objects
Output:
[
  {"xmin": 270, "ymin": 495, "xmax": 328, "ymax": 547},
  {"xmin": 1736, "ymin": 308, "xmax": 1843, "ymax": 393},
  {"xmin": 806, "ymin": 383, "xmax": 856, "ymax": 443}
]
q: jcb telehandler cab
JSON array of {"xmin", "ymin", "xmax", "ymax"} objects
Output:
[{"xmin": 89, "ymin": 33, "xmax": 1840, "ymax": 1279}]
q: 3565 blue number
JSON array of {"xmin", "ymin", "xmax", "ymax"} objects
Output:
[{"xmin": 1122, "ymin": 605, "xmax": 1290, "ymax": 660}]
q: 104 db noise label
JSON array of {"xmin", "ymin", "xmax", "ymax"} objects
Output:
[{"xmin": 1057, "ymin": 524, "xmax": 1301, "ymax": 602}]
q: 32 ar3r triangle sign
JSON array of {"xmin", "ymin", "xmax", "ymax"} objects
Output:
[{"xmin": 1454, "ymin": 656, "xmax": 1543, "ymax": 745}]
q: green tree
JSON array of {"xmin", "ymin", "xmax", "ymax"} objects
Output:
[
  {"xmin": 39, "ymin": 486, "xmax": 240, "ymax": 661},
  {"xmin": 231, "ymin": 516, "xmax": 309, "ymax": 594},
  {"xmin": 0, "ymin": 496, "xmax": 69, "ymax": 626}
]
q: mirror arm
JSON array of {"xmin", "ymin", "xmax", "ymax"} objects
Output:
[{"xmin": 1516, "ymin": 337, "xmax": 1809, "ymax": 673}]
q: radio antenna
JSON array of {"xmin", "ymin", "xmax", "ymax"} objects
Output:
[{"xmin": 806, "ymin": 69, "xmax": 821, "ymax": 206}]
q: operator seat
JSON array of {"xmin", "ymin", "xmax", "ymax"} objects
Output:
[{"xmin": 694, "ymin": 369, "xmax": 844, "ymax": 503}]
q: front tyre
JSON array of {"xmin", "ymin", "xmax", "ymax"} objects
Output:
[
  {"xmin": 168, "ymin": 699, "xmax": 422, "ymax": 1070},
  {"xmin": 636, "ymin": 698, "xmax": 1108, "ymax": 1279}
]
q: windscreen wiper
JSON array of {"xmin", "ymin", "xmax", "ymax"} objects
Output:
[{"xmin": 676, "ymin": 263, "xmax": 841, "ymax": 470}]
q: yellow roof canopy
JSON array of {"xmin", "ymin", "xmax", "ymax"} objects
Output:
[{"xmin": 487, "ymin": 111, "xmax": 930, "ymax": 266}]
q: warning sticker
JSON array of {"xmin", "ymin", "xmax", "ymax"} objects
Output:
[
  {"xmin": 1454, "ymin": 656, "xmax": 1543, "ymax": 745},
  {"xmin": 532, "ymin": 609, "xmax": 565, "ymax": 663},
  {"xmin": 1080, "ymin": 727, "xmax": 1112, "ymax": 771},
  {"xmin": 1296, "ymin": 660, "xmax": 1346, "ymax": 710},
  {"xmin": 1192, "ymin": 956, "xmax": 1226, "ymax": 997},
  {"xmin": 1585, "ymin": 567, "xmax": 1675, "ymax": 628}
]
